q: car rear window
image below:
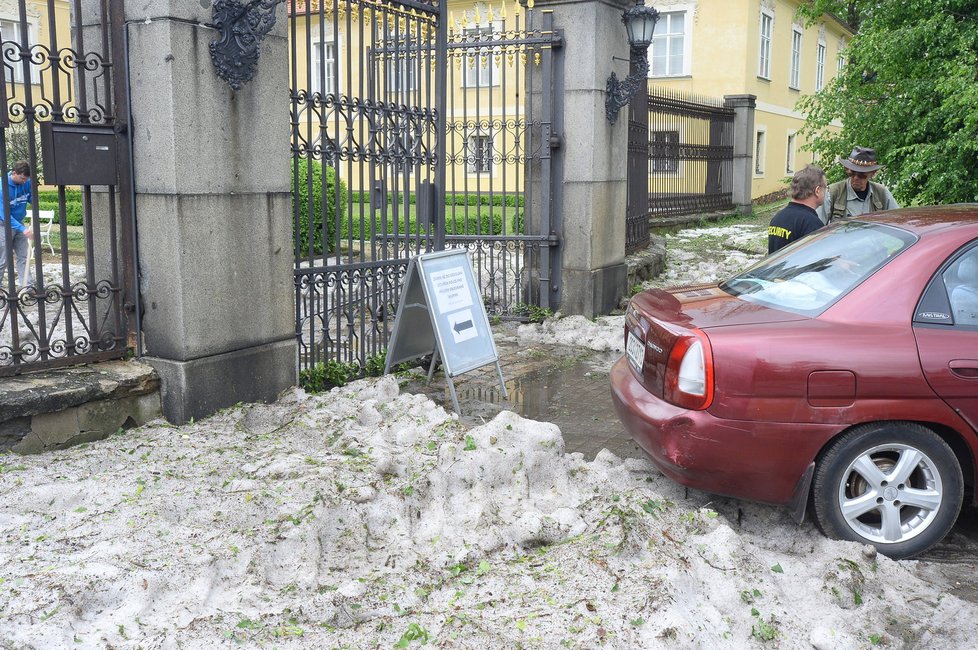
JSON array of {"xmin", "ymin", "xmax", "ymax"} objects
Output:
[{"xmin": 720, "ymin": 221, "xmax": 917, "ymax": 316}]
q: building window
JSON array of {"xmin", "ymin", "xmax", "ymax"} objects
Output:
[
  {"xmin": 815, "ymin": 41, "xmax": 826, "ymax": 91},
  {"xmin": 786, "ymin": 133, "xmax": 796, "ymax": 173},
  {"xmin": 0, "ymin": 18, "xmax": 38, "ymax": 85},
  {"xmin": 837, "ymin": 54, "xmax": 846, "ymax": 74},
  {"xmin": 789, "ymin": 27, "xmax": 802, "ymax": 89},
  {"xmin": 650, "ymin": 131, "xmax": 680, "ymax": 173},
  {"xmin": 755, "ymin": 130, "xmax": 766, "ymax": 175},
  {"xmin": 758, "ymin": 11, "xmax": 773, "ymax": 79},
  {"xmin": 311, "ymin": 42, "xmax": 337, "ymax": 95},
  {"xmin": 386, "ymin": 34, "xmax": 419, "ymax": 93},
  {"xmin": 463, "ymin": 23, "xmax": 502, "ymax": 88},
  {"xmin": 467, "ymin": 133, "xmax": 493, "ymax": 174},
  {"xmin": 650, "ymin": 11, "xmax": 688, "ymax": 77}
]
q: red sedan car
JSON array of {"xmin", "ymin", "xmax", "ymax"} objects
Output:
[{"xmin": 612, "ymin": 207, "xmax": 978, "ymax": 559}]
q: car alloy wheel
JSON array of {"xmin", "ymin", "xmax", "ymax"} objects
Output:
[{"xmin": 811, "ymin": 422, "xmax": 963, "ymax": 559}]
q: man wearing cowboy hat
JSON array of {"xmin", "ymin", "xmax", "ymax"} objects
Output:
[{"xmin": 818, "ymin": 146, "xmax": 899, "ymax": 224}]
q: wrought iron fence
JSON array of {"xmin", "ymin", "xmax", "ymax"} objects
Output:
[
  {"xmin": 290, "ymin": 0, "xmax": 562, "ymax": 372},
  {"xmin": 0, "ymin": 0, "xmax": 132, "ymax": 376},
  {"xmin": 289, "ymin": 0, "xmax": 445, "ymax": 372},
  {"xmin": 647, "ymin": 86, "xmax": 734, "ymax": 218},
  {"xmin": 625, "ymin": 65, "xmax": 649, "ymax": 255},
  {"xmin": 442, "ymin": 3, "xmax": 561, "ymax": 318}
]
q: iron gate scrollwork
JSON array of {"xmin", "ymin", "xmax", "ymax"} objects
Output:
[
  {"xmin": 442, "ymin": 3, "xmax": 562, "ymax": 320},
  {"xmin": 0, "ymin": 0, "xmax": 134, "ymax": 376},
  {"xmin": 291, "ymin": 0, "xmax": 562, "ymax": 372},
  {"xmin": 290, "ymin": 0, "xmax": 446, "ymax": 372}
]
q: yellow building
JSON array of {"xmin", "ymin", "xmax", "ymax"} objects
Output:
[
  {"xmin": 289, "ymin": 0, "xmax": 548, "ymax": 205},
  {"xmin": 646, "ymin": 0, "xmax": 852, "ymax": 199},
  {"xmin": 0, "ymin": 1, "xmax": 73, "ymax": 118},
  {"xmin": 289, "ymin": 0, "xmax": 852, "ymax": 205}
]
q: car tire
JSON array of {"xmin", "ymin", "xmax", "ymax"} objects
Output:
[{"xmin": 811, "ymin": 422, "xmax": 963, "ymax": 560}]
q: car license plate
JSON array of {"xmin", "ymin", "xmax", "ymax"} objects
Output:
[{"xmin": 626, "ymin": 330, "xmax": 644, "ymax": 372}]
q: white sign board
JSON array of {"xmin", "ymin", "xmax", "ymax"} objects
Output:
[
  {"xmin": 387, "ymin": 248, "xmax": 499, "ymax": 375},
  {"xmin": 385, "ymin": 249, "xmax": 505, "ymax": 412}
]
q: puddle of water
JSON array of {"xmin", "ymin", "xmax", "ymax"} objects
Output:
[
  {"xmin": 411, "ymin": 349, "xmax": 643, "ymax": 461},
  {"xmin": 503, "ymin": 352, "xmax": 643, "ymax": 460}
]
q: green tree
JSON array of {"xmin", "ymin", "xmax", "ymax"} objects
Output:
[
  {"xmin": 4, "ymin": 122, "xmax": 43, "ymax": 180},
  {"xmin": 797, "ymin": 0, "xmax": 978, "ymax": 205}
]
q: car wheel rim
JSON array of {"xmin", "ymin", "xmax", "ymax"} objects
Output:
[{"xmin": 837, "ymin": 443, "xmax": 944, "ymax": 545}]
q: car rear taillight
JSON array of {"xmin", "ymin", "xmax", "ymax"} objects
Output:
[{"xmin": 663, "ymin": 329, "xmax": 714, "ymax": 410}]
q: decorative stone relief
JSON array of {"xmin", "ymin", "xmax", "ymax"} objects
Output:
[
  {"xmin": 0, "ymin": 0, "xmax": 41, "ymax": 25},
  {"xmin": 760, "ymin": 0, "xmax": 775, "ymax": 28},
  {"xmin": 649, "ymin": 0, "xmax": 699, "ymax": 22}
]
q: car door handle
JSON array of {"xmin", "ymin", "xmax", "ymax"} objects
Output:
[{"xmin": 949, "ymin": 359, "xmax": 978, "ymax": 378}]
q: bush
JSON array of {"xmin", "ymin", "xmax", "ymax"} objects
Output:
[
  {"xmin": 37, "ymin": 200, "xmax": 83, "ymax": 226},
  {"xmin": 299, "ymin": 360, "xmax": 359, "ymax": 393},
  {"xmin": 37, "ymin": 188, "xmax": 82, "ymax": 204},
  {"xmin": 445, "ymin": 210, "xmax": 504, "ymax": 235},
  {"xmin": 293, "ymin": 160, "xmax": 346, "ymax": 256},
  {"xmin": 299, "ymin": 351, "xmax": 389, "ymax": 393}
]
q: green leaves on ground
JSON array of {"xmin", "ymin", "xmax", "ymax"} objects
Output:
[{"xmin": 395, "ymin": 622, "xmax": 430, "ymax": 647}]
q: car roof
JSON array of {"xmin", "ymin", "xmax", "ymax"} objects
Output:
[{"xmin": 856, "ymin": 204, "xmax": 978, "ymax": 237}]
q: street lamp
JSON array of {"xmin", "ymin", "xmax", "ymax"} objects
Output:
[{"xmin": 605, "ymin": 0, "xmax": 659, "ymax": 124}]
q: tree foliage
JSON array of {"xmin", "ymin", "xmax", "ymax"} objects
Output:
[{"xmin": 797, "ymin": 0, "xmax": 978, "ymax": 205}]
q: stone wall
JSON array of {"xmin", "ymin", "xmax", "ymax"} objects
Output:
[{"xmin": 0, "ymin": 361, "xmax": 161, "ymax": 454}]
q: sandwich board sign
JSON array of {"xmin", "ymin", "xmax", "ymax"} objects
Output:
[{"xmin": 384, "ymin": 248, "xmax": 507, "ymax": 414}]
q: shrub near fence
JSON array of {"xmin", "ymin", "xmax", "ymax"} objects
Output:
[
  {"xmin": 293, "ymin": 161, "xmax": 346, "ymax": 256},
  {"xmin": 36, "ymin": 189, "xmax": 83, "ymax": 226},
  {"xmin": 345, "ymin": 192, "xmax": 524, "ymax": 238},
  {"xmin": 293, "ymin": 171, "xmax": 525, "ymax": 253}
]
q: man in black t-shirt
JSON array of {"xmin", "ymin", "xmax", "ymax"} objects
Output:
[{"xmin": 768, "ymin": 165, "xmax": 827, "ymax": 254}]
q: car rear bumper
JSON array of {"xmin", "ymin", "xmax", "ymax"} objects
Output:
[{"xmin": 610, "ymin": 357, "xmax": 830, "ymax": 507}]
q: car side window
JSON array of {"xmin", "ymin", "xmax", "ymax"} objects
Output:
[{"xmin": 943, "ymin": 248, "xmax": 978, "ymax": 326}]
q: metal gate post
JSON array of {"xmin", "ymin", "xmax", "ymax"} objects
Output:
[
  {"xmin": 110, "ymin": 0, "xmax": 140, "ymax": 352},
  {"xmin": 433, "ymin": 0, "xmax": 447, "ymax": 253},
  {"xmin": 625, "ymin": 48, "xmax": 650, "ymax": 254}
]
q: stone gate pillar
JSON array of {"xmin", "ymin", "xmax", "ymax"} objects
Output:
[
  {"xmin": 92, "ymin": 2, "xmax": 296, "ymax": 424},
  {"xmin": 725, "ymin": 94, "xmax": 757, "ymax": 216},
  {"xmin": 531, "ymin": 0, "xmax": 634, "ymax": 318}
]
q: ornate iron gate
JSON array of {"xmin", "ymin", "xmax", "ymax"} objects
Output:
[
  {"xmin": 625, "ymin": 60, "xmax": 650, "ymax": 254},
  {"xmin": 0, "ymin": 0, "xmax": 134, "ymax": 376},
  {"xmin": 291, "ymin": 0, "xmax": 561, "ymax": 372},
  {"xmin": 290, "ymin": 0, "xmax": 446, "ymax": 372},
  {"xmin": 442, "ymin": 3, "xmax": 562, "ymax": 317}
]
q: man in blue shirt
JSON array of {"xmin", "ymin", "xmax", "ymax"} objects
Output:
[{"xmin": 1, "ymin": 160, "xmax": 33, "ymax": 289}]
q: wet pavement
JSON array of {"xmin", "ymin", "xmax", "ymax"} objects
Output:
[{"xmin": 403, "ymin": 333, "xmax": 978, "ymax": 603}]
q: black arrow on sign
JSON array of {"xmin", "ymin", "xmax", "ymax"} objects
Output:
[{"xmin": 453, "ymin": 319, "xmax": 474, "ymax": 334}]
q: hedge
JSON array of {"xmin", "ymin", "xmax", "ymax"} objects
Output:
[
  {"xmin": 349, "ymin": 191, "xmax": 524, "ymax": 208},
  {"xmin": 34, "ymin": 189, "xmax": 84, "ymax": 226},
  {"xmin": 293, "ymin": 161, "xmax": 347, "ymax": 256},
  {"xmin": 372, "ymin": 209, "xmax": 522, "ymax": 237}
]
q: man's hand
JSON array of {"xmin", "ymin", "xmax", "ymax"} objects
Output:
[{"xmin": 24, "ymin": 227, "xmax": 32, "ymax": 237}]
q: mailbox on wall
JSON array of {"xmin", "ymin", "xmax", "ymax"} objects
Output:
[{"xmin": 39, "ymin": 123, "xmax": 117, "ymax": 186}]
